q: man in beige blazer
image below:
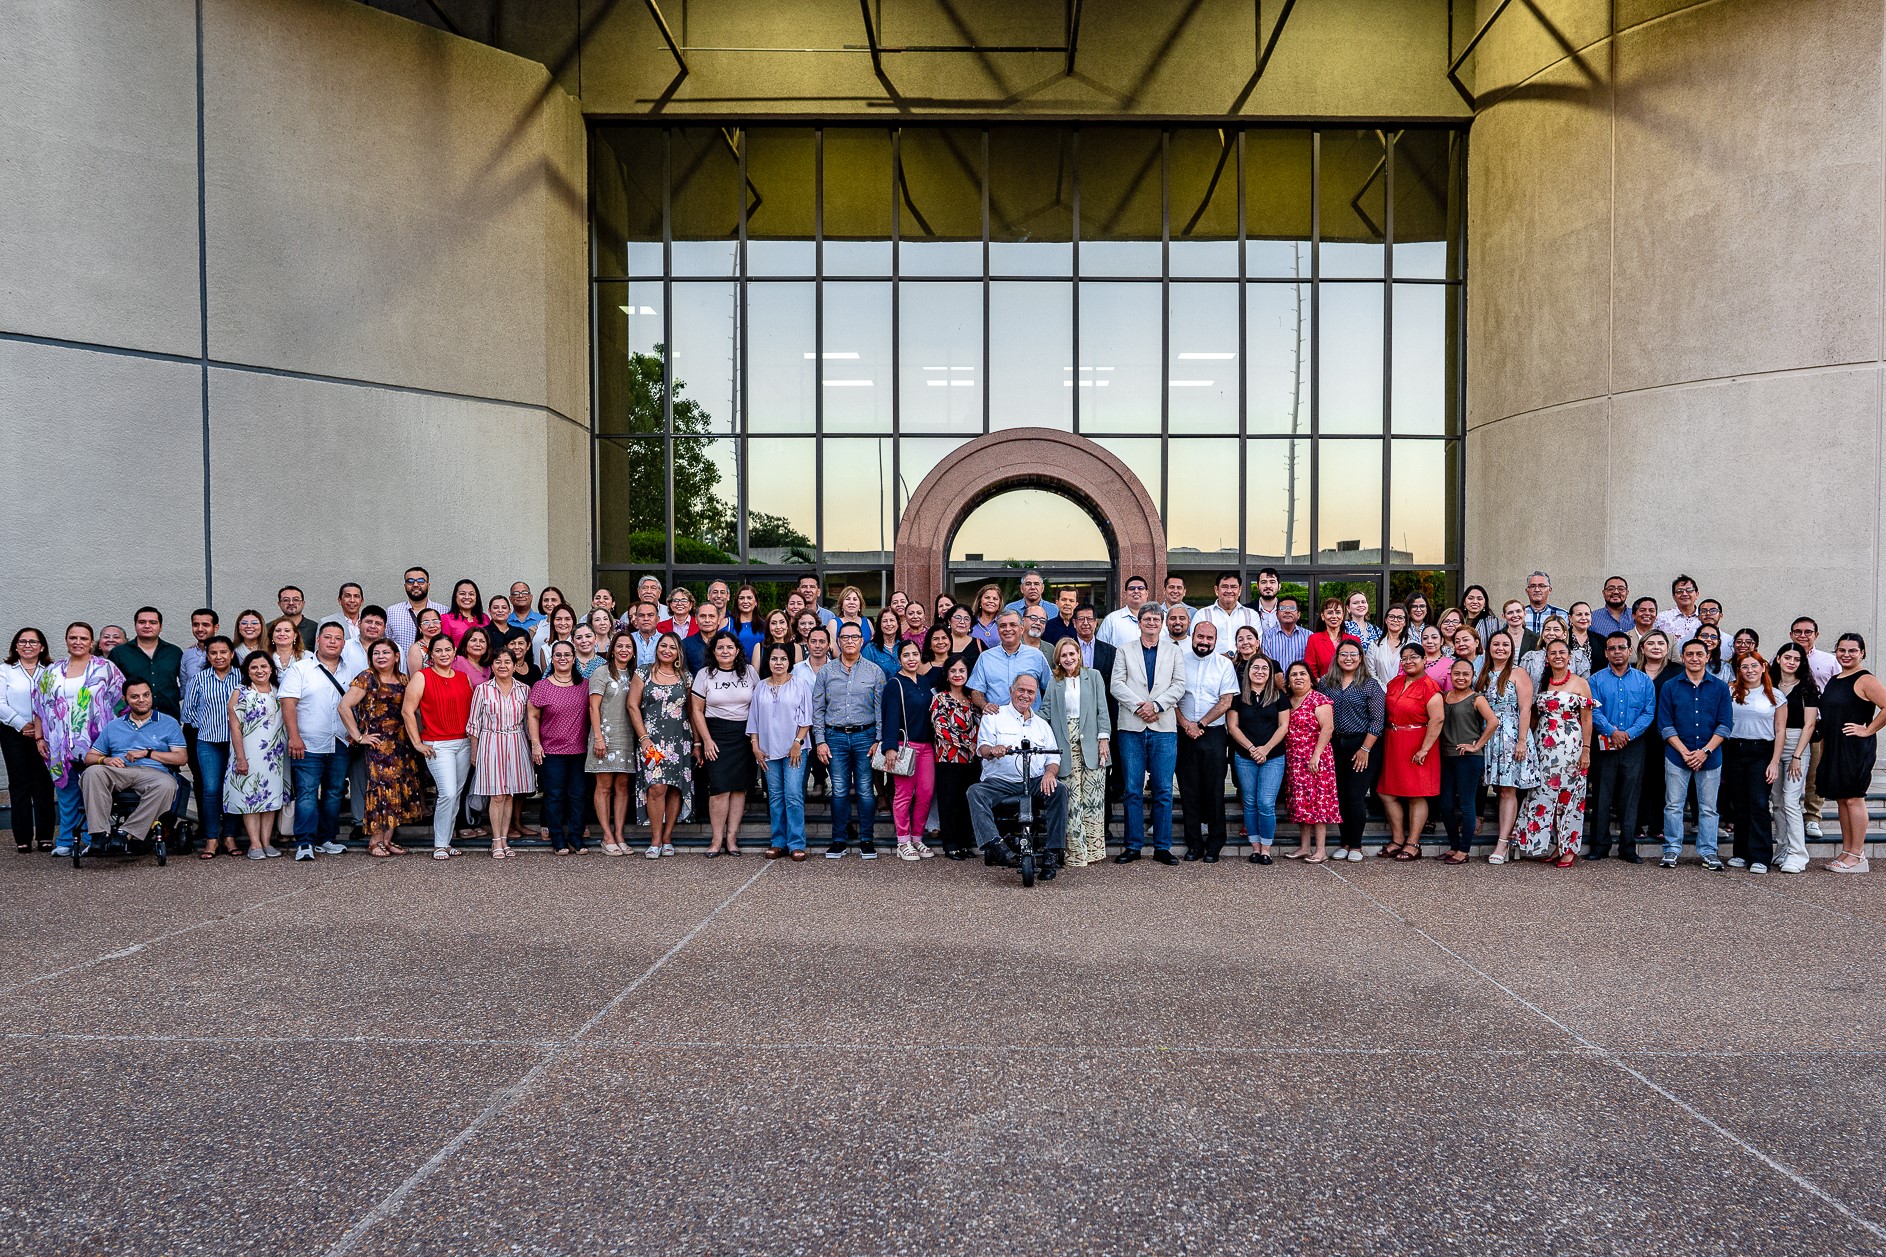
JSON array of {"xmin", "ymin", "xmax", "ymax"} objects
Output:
[{"xmin": 1109, "ymin": 604, "xmax": 1188, "ymax": 864}]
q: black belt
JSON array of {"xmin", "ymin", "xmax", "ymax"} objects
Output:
[{"xmin": 828, "ymin": 723, "xmax": 872, "ymax": 733}]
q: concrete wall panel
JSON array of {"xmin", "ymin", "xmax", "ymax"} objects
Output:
[
  {"xmin": 1466, "ymin": 55, "xmax": 1613, "ymax": 429},
  {"xmin": 1611, "ymin": 0, "xmax": 1884, "ymax": 392},
  {"xmin": 1464, "ymin": 399, "xmax": 1611, "ymax": 601},
  {"xmin": 0, "ymin": 341, "xmax": 204, "ymax": 635},
  {"xmin": 1470, "ymin": 0, "xmax": 1613, "ymax": 101},
  {"xmin": 0, "ymin": 0, "xmax": 200, "ymax": 357},
  {"xmin": 206, "ymin": 368, "xmax": 556, "ymax": 620},
  {"xmin": 201, "ymin": 0, "xmax": 587, "ymax": 416},
  {"xmin": 544, "ymin": 414, "xmax": 593, "ymax": 600},
  {"xmin": 1606, "ymin": 369, "xmax": 1881, "ymax": 647}
]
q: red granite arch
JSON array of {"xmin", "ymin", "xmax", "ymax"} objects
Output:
[{"xmin": 893, "ymin": 429, "xmax": 1165, "ymax": 614}]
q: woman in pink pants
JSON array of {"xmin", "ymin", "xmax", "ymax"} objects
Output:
[{"xmin": 881, "ymin": 640, "xmax": 937, "ymax": 861}]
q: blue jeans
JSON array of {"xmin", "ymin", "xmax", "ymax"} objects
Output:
[
  {"xmin": 1663, "ymin": 759, "xmax": 1721, "ymax": 859},
  {"xmin": 53, "ymin": 764, "xmax": 85, "ymax": 848},
  {"xmin": 1439, "ymin": 754, "xmax": 1483, "ymax": 852},
  {"xmin": 1116, "ymin": 729, "xmax": 1177, "ymax": 852},
  {"xmin": 192, "ymin": 739, "xmax": 231, "ymax": 842},
  {"xmin": 1230, "ymin": 753, "xmax": 1286, "ymax": 845},
  {"xmin": 826, "ymin": 727, "xmax": 876, "ymax": 844},
  {"xmin": 763, "ymin": 755, "xmax": 807, "ymax": 851},
  {"xmin": 290, "ymin": 749, "xmax": 350, "ymax": 847}
]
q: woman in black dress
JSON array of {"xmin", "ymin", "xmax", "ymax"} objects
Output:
[{"xmin": 1817, "ymin": 634, "xmax": 1886, "ymax": 873}]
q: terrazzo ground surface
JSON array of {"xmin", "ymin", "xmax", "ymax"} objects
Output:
[{"xmin": 1, "ymin": 839, "xmax": 1882, "ymax": 1255}]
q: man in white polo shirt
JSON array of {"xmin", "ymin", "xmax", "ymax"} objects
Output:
[
  {"xmin": 1191, "ymin": 570, "xmax": 1263, "ymax": 660},
  {"xmin": 281, "ymin": 622, "xmax": 363, "ymax": 861}
]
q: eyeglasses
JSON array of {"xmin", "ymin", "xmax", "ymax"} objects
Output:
[{"xmin": 404, "ymin": 578, "xmax": 427, "ymax": 586}]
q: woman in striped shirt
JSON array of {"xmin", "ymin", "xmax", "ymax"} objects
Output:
[{"xmin": 180, "ymin": 635, "xmax": 241, "ymax": 857}]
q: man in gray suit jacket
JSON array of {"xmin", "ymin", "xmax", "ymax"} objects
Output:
[{"xmin": 1109, "ymin": 604, "xmax": 1188, "ymax": 864}]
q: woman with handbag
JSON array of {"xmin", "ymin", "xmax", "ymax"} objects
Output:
[
  {"xmin": 1041, "ymin": 636, "xmax": 1111, "ymax": 868},
  {"xmin": 880, "ymin": 640, "xmax": 936, "ymax": 861}
]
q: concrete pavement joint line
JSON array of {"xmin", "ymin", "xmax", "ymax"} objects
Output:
[
  {"xmin": 0, "ymin": 1032, "xmax": 556, "ymax": 1048},
  {"xmin": 1321, "ymin": 866, "xmax": 1886, "ymax": 1245},
  {"xmin": 324, "ymin": 862, "xmax": 772, "ymax": 1257},
  {"xmin": 0, "ymin": 866, "xmax": 372, "ymax": 999}
]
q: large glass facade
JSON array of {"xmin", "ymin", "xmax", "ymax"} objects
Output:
[{"xmin": 591, "ymin": 124, "xmax": 1464, "ymax": 611}]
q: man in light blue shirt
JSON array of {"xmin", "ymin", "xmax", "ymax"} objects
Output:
[
  {"xmin": 967, "ymin": 611, "xmax": 1051, "ymax": 710},
  {"xmin": 1003, "ymin": 570, "xmax": 1059, "ymax": 624},
  {"xmin": 1586, "ymin": 632, "xmax": 1656, "ymax": 862},
  {"xmin": 507, "ymin": 581, "xmax": 545, "ymax": 632},
  {"xmin": 1521, "ymin": 570, "xmax": 1569, "ymax": 635},
  {"xmin": 1589, "ymin": 576, "xmax": 1632, "ymax": 640},
  {"xmin": 78, "ymin": 679, "xmax": 186, "ymax": 853},
  {"xmin": 1260, "ymin": 597, "xmax": 1311, "ymax": 669}
]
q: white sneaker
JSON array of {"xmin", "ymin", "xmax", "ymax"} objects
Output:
[
  {"xmin": 660, "ymin": 843, "xmax": 675, "ymax": 857},
  {"xmin": 644, "ymin": 845, "xmax": 661, "ymax": 859},
  {"xmin": 295, "ymin": 845, "xmax": 314, "ymax": 862},
  {"xmin": 897, "ymin": 843, "xmax": 921, "ymax": 862},
  {"xmin": 1749, "ymin": 863, "xmax": 1768, "ymax": 875},
  {"xmin": 1346, "ymin": 848, "xmax": 1363, "ymax": 862},
  {"xmin": 1805, "ymin": 821, "xmax": 1823, "ymax": 838},
  {"xmin": 1780, "ymin": 858, "xmax": 1809, "ymax": 874},
  {"xmin": 316, "ymin": 841, "xmax": 347, "ymax": 855},
  {"xmin": 1727, "ymin": 857, "xmax": 1747, "ymax": 869}
]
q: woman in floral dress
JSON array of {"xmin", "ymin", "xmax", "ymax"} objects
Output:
[
  {"xmin": 225, "ymin": 652, "xmax": 288, "ymax": 859},
  {"xmin": 587, "ymin": 633, "xmax": 638, "ymax": 855},
  {"xmin": 1478, "ymin": 630, "xmax": 1540, "ymax": 864},
  {"xmin": 338, "ymin": 639, "xmax": 425, "ymax": 857},
  {"xmin": 928, "ymin": 657, "xmax": 981, "ymax": 858},
  {"xmin": 628, "ymin": 632, "xmax": 693, "ymax": 858},
  {"xmin": 1282, "ymin": 660, "xmax": 1340, "ymax": 863},
  {"xmin": 1515, "ymin": 639, "xmax": 1594, "ymax": 867},
  {"xmin": 30, "ymin": 621, "xmax": 125, "ymax": 851}
]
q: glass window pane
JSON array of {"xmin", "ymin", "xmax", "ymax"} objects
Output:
[
  {"xmin": 1089, "ymin": 437, "xmax": 1162, "ymax": 520},
  {"xmin": 824, "ymin": 569, "xmax": 887, "ymax": 615},
  {"xmin": 597, "ymin": 437, "xmax": 664, "ymax": 565},
  {"xmin": 990, "ymin": 282, "xmax": 1071, "ymax": 429},
  {"xmin": 1245, "ymin": 130, "xmax": 1311, "ymax": 278},
  {"xmin": 822, "ymin": 439, "xmax": 894, "ymax": 560},
  {"xmin": 899, "ymin": 282, "xmax": 982, "ymax": 435},
  {"xmin": 1166, "ymin": 439, "xmax": 1239, "ymax": 564},
  {"xmin": 1393, "ymin": 130, "xmax": 1457, "ymax": 280},
  {"xmin": 823, "ymin": 128, "xmax": 892, "ymax": 276},
  {"xmin": 672, "ymin": 437, "xmax": 738, "ymax": 563},
  {"xmin": 1319, "ymin": 130, "xmax": 1387, "ymax": 279},
  {"xmin": 591, "ymin": 128, "xmax": 662, "ymax": 280},
  {"xmin": 989, "ymin": 127, "xmax": 1072, "ymax": 276},
  {"xmin": 1316, "ymin": 439, "xmax": 1382, "ymax": 564},
  {"xmin": 746, "ymin": 438, "xmax": 817, "ymax": 563},
  {"xmin": 1168, "ymin": 283, "xmax": 1238, "ymax": 434},
  {"xmin": 822, "ymin": 283, "xmax": 891, "ymax": 433},
  {"xmin": 596, "ymin": 282, "xmax": 666, "ymax": 435},
  {"xmin": 670, "ymin": 282, "xmax": 736, "ymax": 435},
  {"xmin": 671, "ymin": 127, "xmax": 740, "ymax": 277},
  {"xmin": 745, "ymin": 127, "xmax": 816, "ymax": 276},
  {"xmin": 898, "ymin": 127, "xmax": 983, "ymax": 276},
  {"xmin": 1245, "ymin": 438, "xmax": 1308, "ymax": 565},
  {"xmin": 1318, "ymin": 283, "xmax": 1384, "ymax": 434},
  {"xmin": 747, "ymin": 284, "xmax": 815, "ymax": 433},
  {"xmin": 1169, "ymin": 129, "xmax": 1238, "ymax": 278},
  {"xmin": 1078, "ymin": 282, "xmax": 1159, "ymax": 435},
  {"xmin": 1078, "ymin": 127, "xmax": 1162, "ymax": 278},
  {"xmin": 952, "ymin": 489, "xmax": 1109, "ymax": 563},
  {"xmin": 1390, "ymin": 439, "xmax": 1456, "ymax": 567},
  {"xmin": 897, "ymin": 436, "xmax": 968, "ymax": 517},
  {"xmin": 1390, "ymin": 570, "xmax": 1456, "ymax": 612},
  {"xmin": 1391, "ymin": 284, "xmax": 1449, "ymax": 435},
  {"xmin": 1247, "ymin": 283, "xmax": 1310, "ymax": 437}
]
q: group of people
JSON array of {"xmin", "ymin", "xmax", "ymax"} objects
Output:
[{"xmin": 1, "ymin": 566, "xmax": 1878, "ymax": 880}]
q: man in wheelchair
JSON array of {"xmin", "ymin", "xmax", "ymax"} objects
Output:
[
  {"xmin": 78, "ymin": 678, "xmax": 187, "ymax": 855},
  {"xmin": 966, "ymin": 674, "xmax": 1067, "ymax": 879}
]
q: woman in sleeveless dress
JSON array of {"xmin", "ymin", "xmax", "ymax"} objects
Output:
[
  {"xmin": 629, "ymin": 631, "xmax": 694, "ymax": 858},
  {"xmin": 1817, "ymin": 633, "xmax": 1886, "ymax": 873},
  {"xmin": 225, "ymin": 652, "xmax": 288, "ymax": 859},
  {"xmin": 1477, "ymin": 630, "xmax": 1540, "ymax": 864},
  {"xmin": 338, "ymin": 639, "xmax": 425, "ymax": 857},
  {"xmin": 1515, "ymin": 640, "xmax": 1593, "ymax": 867}
]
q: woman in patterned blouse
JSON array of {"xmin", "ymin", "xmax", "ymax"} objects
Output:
[{"xmin": 928, "ymin": 656, "xmax": 981, "ymax": 860}]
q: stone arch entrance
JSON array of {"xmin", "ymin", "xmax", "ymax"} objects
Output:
[{"xmin": 893, "ymin": 428, "xmax": 1165, "ymax": 615}]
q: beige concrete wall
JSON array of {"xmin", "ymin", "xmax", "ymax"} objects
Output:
[
  {"xmin": 1465, "ymin": 0, "xmax": 1886, "ymax": 650},
  {"xmin": 0, "ymin": 0, "xmax": 591, "ymax": 648}
]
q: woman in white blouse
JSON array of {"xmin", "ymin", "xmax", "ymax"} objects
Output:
[
  {"xmin": 1366, "ymin": 604, "xmax": 1412, "ymax": 686},
  {"xmin": 0, "ymin": 628, "xmax": 55, "ymax": 851}
]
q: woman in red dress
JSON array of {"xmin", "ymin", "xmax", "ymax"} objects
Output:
[
  {"xmin": 1304, "ymin": 596, "xmax": 1356, "ymax": 681},
  {"xmin": 1378, "ymin": 643, "xmax": 1445, "ymax": 860}
]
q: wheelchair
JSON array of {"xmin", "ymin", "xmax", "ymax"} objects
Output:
[
  {"xmin": 990, "ymin": 740, "xmax": 1056, "ymax": 888},
  {"xmin": 72, "ymin": 774, "xmax": 193, "ymax": 869}
]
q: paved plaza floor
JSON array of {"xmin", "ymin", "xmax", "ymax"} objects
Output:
[{"xmin": 1, "ymin": 839, "xmax": 1883, "ymax": 1255}]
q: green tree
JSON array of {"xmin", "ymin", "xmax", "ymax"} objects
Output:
[{"xmin": 616, "ymin": 347, "xmax": 736, "ymax": 556}]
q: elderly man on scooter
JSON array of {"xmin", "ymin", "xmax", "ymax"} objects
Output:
[{"xmin": 967, "ymin": 673, "xmax": 1067, "ymax": 879}]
